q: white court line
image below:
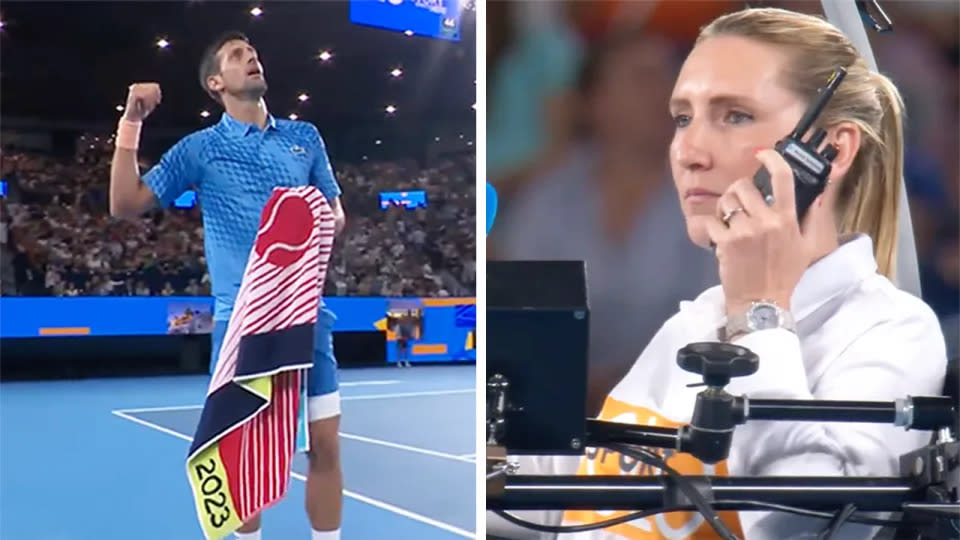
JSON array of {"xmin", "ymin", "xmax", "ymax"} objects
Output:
[
  {"xmin": 458, "ymin": 453, "xmax": 476, "ymax": 459},
  {"xmin": 115, "ymin": 388, "xmax": 474, "ymax": 415},
  {"xmin": 118, "ymin": 404, "xmax": 202, "ymax": 414},
  {"xmin": 115, "ymin": 408, "xmax": 474, "ymax": 464},
  {"xmin": 114, "ymin": 389, "xmax": 476, "ymax": 463},
  {"xmin": 113, "ymin": 410, "xmax": 195, "ymax": 442},
  {"xmin": 339, "ymin": 432, "xmax": 474, "ymax": 463},
  {"xmin": 111, "ymin": 410, "xmax": 474, "ymax": 539},
  {"xmin": 342, "ymin": 389, "xmax": 474, "ymax": 401}
]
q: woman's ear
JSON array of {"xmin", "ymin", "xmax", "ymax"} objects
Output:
[{"xmin": 825, "ymin": 121, "xmax": 862, "ymax": 186}]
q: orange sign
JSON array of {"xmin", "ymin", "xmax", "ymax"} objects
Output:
[{"xmin": 564, "ymin": 396, "xmax": 743, "ymax": 539}]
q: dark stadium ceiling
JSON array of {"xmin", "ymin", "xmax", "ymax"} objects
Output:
[{"xmin": 0, "ymin": 1, "xmax": 477, "ymax": 134}]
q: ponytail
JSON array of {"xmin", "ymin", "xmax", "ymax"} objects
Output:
[{"xmin": 838, "ymin": 73, "xmax": 905, "ymax": 280}]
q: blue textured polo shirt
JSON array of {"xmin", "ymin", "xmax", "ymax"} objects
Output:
[{"xmin": 142, "ymin": 112, "xmax": 342, "ymax": 322}]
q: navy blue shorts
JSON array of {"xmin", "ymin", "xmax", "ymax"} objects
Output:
[{"xmin": 209, "ymin": 306, "xmax": 340, "ymax": 399}]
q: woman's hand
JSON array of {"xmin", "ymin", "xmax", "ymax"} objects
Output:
[{"xmin": 705, "ymin": 149, "xmax": 822, "ymax": 317}]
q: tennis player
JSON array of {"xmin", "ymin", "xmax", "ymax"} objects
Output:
[{"xmin": 109, "ymin": 32, "xmax": 345, "ymax": 540}]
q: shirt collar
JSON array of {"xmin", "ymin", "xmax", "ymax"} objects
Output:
[
  {"xmin": 218, "ymin": 111, "xmax": 278, "ymax": 137},
  {"xmin": 791, "ymin": 233, "xmax": 877, "ymax": 321}
]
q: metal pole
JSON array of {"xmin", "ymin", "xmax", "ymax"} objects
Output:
[
  {"xmin": 821, "ymin": 0, "xmax": 922, "ymax": 298},
  {"xmin": 490, "ymin": 475, "xmax": 922, "ymax": 512}
]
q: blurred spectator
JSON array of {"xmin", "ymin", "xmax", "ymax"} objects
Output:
[
  {"xmin": 487, "ymin": 1, "xmax": 583, "ymax": 201},
  {"xmin": 0, "ymin": 199, "xmax": 14, "ymax": 295},
  {"xmin": 1, "ymin": 133, "xmax": 475, "ymax": 298},
  {"xmin": 866, "ymin": 1, "xmax": 960, "ymax": 356},
  {"xmin": 486, "ymin": 0, "xmax": 741, "ymax": 203},
  {"xmin": 490, "ymin": 28, "xmax": 719, "ymax": 415}
]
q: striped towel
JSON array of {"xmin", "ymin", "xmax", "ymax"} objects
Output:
[{"xmin": 186, "ymin": 186, "xmax": 335, "ymax": 540}]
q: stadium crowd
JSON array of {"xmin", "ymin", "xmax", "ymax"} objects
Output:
[{"xmin": 0, "ymin": 133, "xmax": 476, "ymax": 298}]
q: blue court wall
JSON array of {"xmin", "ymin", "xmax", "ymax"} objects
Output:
[{"xmin": 0, "ymin": 296, "xmax": 476, "ymax": 364}]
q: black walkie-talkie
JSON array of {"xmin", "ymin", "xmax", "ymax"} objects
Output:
[{"xmin": 753, "ymin": 67, "xmax": 846, "ymax": 221}]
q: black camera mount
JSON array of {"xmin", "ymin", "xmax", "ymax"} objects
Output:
[{"xmin": 487, "ymin": 342, "xmax": 959, "ymax": 539}]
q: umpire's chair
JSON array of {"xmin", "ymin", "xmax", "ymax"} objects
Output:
[
  {"xmin": 943, "ymin": 355, "xmax": 959, "ymax": 438},
  {"xmin": 945, "ymin": 356, "xmax": 959, "ymax": 400}
]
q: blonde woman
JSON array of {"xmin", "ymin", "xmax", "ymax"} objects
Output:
[{"xmin": 489, "ymin": 8, "xmax": 948, "ymax": 540}]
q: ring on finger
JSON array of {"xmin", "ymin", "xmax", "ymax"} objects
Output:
[{"xmin": 721, "ymin": 206, "xmax": 745, "ymax": 226}]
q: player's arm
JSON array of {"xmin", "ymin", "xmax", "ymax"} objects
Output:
[
  {"xmin": 110, "ymin": 146, "xmax": 159, "ymax": 218},
  {"xmin": 329, "ymin": 197, "xmax": 345, "ymax": 236},
  {"xmin": 109, "ymin": 83, "xmax": 162, "ymax": 218},
  {"xmin": 309, "ymin": 125, "xmax": 346, "ymax": 236},
  {"xmin": 110, "ymin": 83, "xmax": 196, "ymax": 218}
]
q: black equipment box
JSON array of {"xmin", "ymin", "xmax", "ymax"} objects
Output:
[{"xmin": 487, "ymin": 260, "xmax": 590, "ymax": 455}]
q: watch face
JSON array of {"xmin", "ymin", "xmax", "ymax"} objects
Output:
[{"xmin": 749, "ymin": 304, "xmax": 780, "ymax": 330}]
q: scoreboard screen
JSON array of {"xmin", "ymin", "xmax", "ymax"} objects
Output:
[
  {"xmin": 350, "ymin": 0, "xmax": 462, "ymax": 42},
  {"xmin": 379, "ymin": 190, "xmax": 427, "ymax": 210}
]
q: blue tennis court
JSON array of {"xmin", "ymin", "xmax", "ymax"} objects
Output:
[{"xmin": 1, "ymin": 365, "xmax": 476, "ymax": 540}]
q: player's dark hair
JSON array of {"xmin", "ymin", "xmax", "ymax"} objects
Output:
[{"xmin": 199, "ymin": 31, "xmax": 250, "ymax": 104}]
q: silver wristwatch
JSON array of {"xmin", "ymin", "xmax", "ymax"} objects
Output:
[{"xmin": 721, "ymin": 300, "xmax": 796, "ymax": 342}]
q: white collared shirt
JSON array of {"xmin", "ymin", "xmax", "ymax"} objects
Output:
[{"xmin": 490, "ymin": 234, "xmax": 947, "ymax": 540}]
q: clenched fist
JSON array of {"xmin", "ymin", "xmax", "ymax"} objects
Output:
[{"xmin": 123, "ymin": 83, "xmax": 162, "ymax": 122}]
